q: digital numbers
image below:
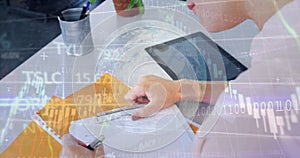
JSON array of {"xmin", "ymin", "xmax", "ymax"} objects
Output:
[
  {"xmin": 22, "ymin": 71, "xmax": 62, "ymax": 84},
  {"xmin": 222, "ymin": 86, "xmax": 300, "ymax": 139},
  {"xmin": 74, "ymin": 73, "xmax": 102, "ymax": 84}
]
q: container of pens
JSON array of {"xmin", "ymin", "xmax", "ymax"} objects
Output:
[{"xmin": 58, "ymin": 8, "xmax": 94, "ymax": 56}]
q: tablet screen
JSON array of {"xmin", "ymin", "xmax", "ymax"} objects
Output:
[
  {"xmin": 145, "ymin": 32, "xmax": 247, "ymax": 81},
  {"xmin": 145, "ymin": 32, "xmax": 248, "ymax": 128}
]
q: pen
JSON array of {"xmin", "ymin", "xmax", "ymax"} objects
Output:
[
  {"xmin": 86, "ymin": 1, "xmax": 91, "ymax": 11},
  {"xmin": 86, "ymin": 135, "xmax": 104, "ymax": 151},
  {"xmin": 84, "ymin": 10, "xmax": 90, "ymax": 18},
  {"xmin": 58, "ymin": 11, "xmax": 65, "ymax": 21},
  {"xmin": 79, "ymin": 4, "xmax": 87, "ymax": 20},
  {"xmin": 96, "ymin": 104, "xmax": 146, "ymax": 117}
]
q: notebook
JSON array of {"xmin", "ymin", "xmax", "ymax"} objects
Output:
[
  {"xmin": 1, "ymin": 73, "xmax": 130, "ymax": 157},
  {"xmin": 32, "ymin": 73, "xmax": 131, "ymax": 141},
  {"xmin": 69, "ymin": 104, "xmax": 189, "ymax": 152}
]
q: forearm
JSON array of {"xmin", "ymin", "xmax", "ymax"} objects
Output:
[{"xmin": 177, "ymin": 79, "xmax": 228, "ymax": 104}]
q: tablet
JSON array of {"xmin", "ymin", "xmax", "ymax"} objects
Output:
[
  {"xmin": 145, "ymin": 32, "xmax": 247, "ymax": 81},
  {"xmin": 145, "ymin": 32, "xmax": 248, "ymax": 128}
]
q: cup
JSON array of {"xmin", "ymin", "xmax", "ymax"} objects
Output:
[{"xmin": 58, "ymin": 8, "xmax": 94, "ymax": 56}]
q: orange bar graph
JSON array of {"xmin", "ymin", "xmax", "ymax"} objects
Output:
[{"xmin": 1, "ymin": 73, "xmax": 130, "ymax": 157}]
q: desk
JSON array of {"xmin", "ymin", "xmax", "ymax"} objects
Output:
[{"xmin": 0, "ymin": 0, "xmax": 257, "ymax": 157}]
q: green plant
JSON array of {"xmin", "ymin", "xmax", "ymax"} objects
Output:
[
  {"xmin": 90, "ymin": 0, "xmax": 97, "ymax": 5},
  {"xmin": 126, "ymin": 0, "xmax": 144, "ymax": 14}
]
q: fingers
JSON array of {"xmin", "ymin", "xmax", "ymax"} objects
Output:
[
  {"xmin": 95, "ymin": 145, "xmax": 105, "ymax": 158},
  {"xmin": 132, "ymin": 103, "xmax": 160, "ymax": 120},
  {"xmin": 125, "ymin": 87, "xmax": 147, "ymax": 105},
  {"xmin": 125, "ymin": 75, "xmax": 156, "ymax": 104},
  {"xmin": 60, "ymin": 134, "xmax": 105, "ymax": 158},
  {"xmin": 132, "ymin": 83, "xmax": 167, "ymax": 119},
  {"xmin": 134, "ymin": 96, "xmax": 150, "ymax": 104},
  {"xmin": 62, "ymin": 134, "xmax": 86, "ymax": 147},
  {"xmin": 60, "ymin": 136, "xmax": 92, "ymax": 158},
  {"xmin": 62, "ymin": 134, "xmax": 77, "ymax": 146},
  {"xmin": 125, "ymin": 75, "xmax": 177, "ymax": 120}
]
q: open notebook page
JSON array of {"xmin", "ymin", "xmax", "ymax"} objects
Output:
[{"xmin": 69, "ymin": 105, "xmax": 191, "ymax": 152}]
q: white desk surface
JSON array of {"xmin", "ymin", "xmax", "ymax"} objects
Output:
[{"xmin": 0, "ymin": 0, "xmax": 258, "ymax": 156}]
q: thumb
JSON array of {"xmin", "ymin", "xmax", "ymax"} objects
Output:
[
  {"xmin": 94, "ymin": 145, "xmax": 105, "ymax": 158},
  {"xmin": 62, "ymin": 134, "xmax": 86, "ymax": 147},
  {"xmin": 132, "ymin": 96, "xmax": 166, "ymax": 120},
  {"xmin": 60, "ymin": 134, "xmax": 94, "ymax": 158},
  {"xmin": 131, "ymin": 82, "xmax": 167, "ymax": 120},
  {"xmin": 62, "ymin": 134, "xmax": 78, "ymax": 146},
  {"xmin": 132, "ymin": 103, "xmax": 160, "ymax": 120}
]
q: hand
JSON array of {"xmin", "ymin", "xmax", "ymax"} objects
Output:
[
  {"xmin": 125, "ymin": 75, "xmax": 228, "ymax": 120},
  {"xmin": 125, "ymin": 75, "xmax": 181, "ymax": 119},
  {"xmin": 60, "ymin": 134, "xmax": 105, "ymax": 158}
]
